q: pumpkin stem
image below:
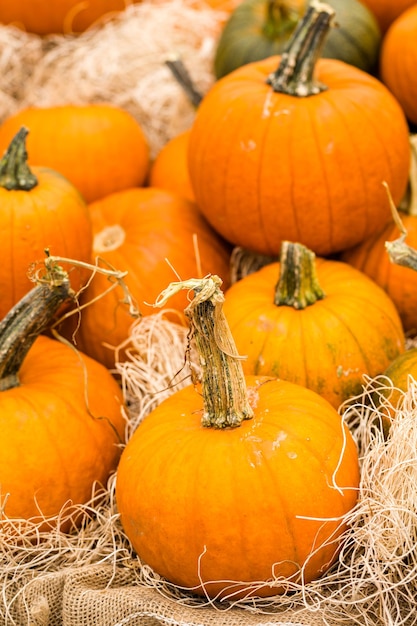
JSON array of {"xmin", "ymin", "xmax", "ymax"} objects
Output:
[
  {"xmin": 262, "ymin": 0, "xmax": 301, "ymax": 40},
  {"xmin": 0, "ymin": 259, "xmax": 74, "ymax": 391},
  {"xmin": 0, "ymin": 127, "xmax": 38, "ymax": 191},
  {"xmin": 153, "ymin": 275, "xmax": 254, "ymax": 428},
  {"xmin": 165, "ymin": 56, "xmax": 203, "ymax": 108},
  {"xmin": 266, "ymin": 0, "xmax": 335, "ymax": 96},
  {"xmin": 274, "ymin": 241, "xmax": 325, "ymax": 308}
]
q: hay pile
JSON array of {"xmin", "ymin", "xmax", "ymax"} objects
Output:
[{"xmin": 0, "ymin": 0, "xmax": 224, "ymax": 158}]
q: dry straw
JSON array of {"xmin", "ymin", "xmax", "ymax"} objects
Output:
[
  {"xmin": 0, "ymin": 0, "xmax": 224, "ymax": 158},
  {"xmin": 2, "ymin": 306, "xmax": 417, "ymax": 625}
]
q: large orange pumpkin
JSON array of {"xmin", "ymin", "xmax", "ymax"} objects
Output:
[
  {"xmin": 222, "ymin": 241, "xmax": 405, "ymax": 409},
  {"xmin": 0, "ymin": 260, "xmax": 125, "ymax": 532},
  {"xmin": 116, "ymin": 274, "xmax": 360, "ymax": 599},
  {"xmin": 0, "ymin": 127, "xmax": 92, "ymax": 320},
  {"xmin": 0, "ymin": 0, "xmax": 142, "ymax": 35},
  {"xmin": 188, "ymin": 1, "xmax": 410, "ymax": 257},
  {"xmin": 67, "ymin": 187, "xmax": 232, "ymax": 369},
  {"xmin": 0, "ymin": 104, "xmax": 150, "ymax": 204},
  {"xmin": 380, "ymin": 4, "xmax": 417, "ymax": 126}
]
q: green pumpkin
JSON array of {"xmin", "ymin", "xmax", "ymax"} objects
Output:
[{"xmin": 214, "ymin": 0, "xmax": 382, "ymax": 79}]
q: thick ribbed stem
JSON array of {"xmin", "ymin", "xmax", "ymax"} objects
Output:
[
  {"xmin": 153, "ymin": 275, "xmax": 254, "ymax": 428},
  {"xmin": 266, "ymin": 0, "xmax": 335, "ymax": 96},
  {"xmin": 0, "ymin": 261, "xmax": 73, "ymax": 390},
  {"xmin": 0, "ymin": 127, "xmax": 38, "ymax": 191},
  {"xmin": 274, "ymin": 241, "xmax": 325, "ymax": 308}
]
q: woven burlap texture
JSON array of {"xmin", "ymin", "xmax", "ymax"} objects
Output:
[{"xmin": 5, "ymin": 563, "xmax": 335, "ymax": 626}]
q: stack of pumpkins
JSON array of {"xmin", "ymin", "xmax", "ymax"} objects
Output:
[
  {"xmin": 116, "ymin": 0, "xmax": 417, "ymax": 600},
  {"xmin": 1, "ymin": 0, "xmax": 417, "ymax": 608},
  {"xmin": 151, "ymin": 0, "xmax": 417, "ymax": 399},
  {"xmin": 0, "ymin": 0, "xmax": 233, "ymax": 542}
]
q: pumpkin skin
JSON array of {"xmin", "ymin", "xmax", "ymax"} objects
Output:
[
  {"xmin": 374, "ymin": 348, "xmax": 417, "ymax": 437},
  {"xmin": 69, "ymin": 187, "xmax": 232, "ymax": 369},
  {"xmin": 0, "ymin": 333, "xmax": 125, "ymax": 530},
  {"xmin": 116, "ymin": 374, "xmax": 360, "ymax": 598},
  {"xmin": 214, "ymin": 0, "xmax": 381, "ymax": 79},
  {"xmin": 0, "ymin": 130, "xmax": 92, "ymax": 320},
  {"xmin": 341, "ymin": 213, "xmax": 417, "ymax": 335},
  {"xmin": 0, "ymin": 0, "xmax": 142, "ymax": 35},
  {"xmin": 148, "ymin": 129, "xmax": 195, "ymax": 203},
  {"xmin": 358, "ymin": 0, "xmax": 417, "ymax": 34},
  {"xmin": 0, "ymin": 104, "xmax": 150, "ymax": 204},
  {"xmin": 383, "ymin": 348, "xmax": 417, "ymax": 409},
  {"xmin": 380, "ymin": 4, "xmax": 417, "ymax": 126},
  {"xmin": 341, "ymin": 137, "xmax": 417, "ymax": 333},
  {"xmin": 222, "ymin": 253, "xmax": 405, "ymax": 409},
  {"xmin": 188, "ymin": 56, "xmax": 410, "ymax": 257}
]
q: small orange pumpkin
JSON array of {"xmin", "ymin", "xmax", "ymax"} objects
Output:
[
  {"xmin": 223, "ymin": 241, "xmax": 405, "ymax": 409},
  {"xmin": 383, "ymin": 348, "xmax": 417, "ymax": 411},
  {"xmin": 0, "ymin": 104, "xmax": 150, "ymax": 204},
  {"xmin": 0, "ymin": 0, "xmax": 142, "ymax": 35},
  {"xmin": 116, "ymin": 274, "xmax": 360, "ymax": 599},
  {"xmin": 149, "ymin": 129, "xmax": 195, "ymax": 203},
  {"xmin": 341, "ymin": 143, "xmax": 417, "ymax": 335},
  {"xmin": 67, "ymin": 187, "xmax": 232, "ymax": 369},
  {"xmin": 188, "ymin": 2, "xmax": 410, "ymax": 257},
  {"xmin": 0, "ymin": 127, "xmax": 92, "ymax": 320},
  {"xmin": 380, "ymin": 4, "xmax": 417, "ymax": 126},
  {"xmin": 0, "ymin": 260, "xmax": 125, "ymax": 532}
]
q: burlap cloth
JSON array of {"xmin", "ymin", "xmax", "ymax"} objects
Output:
[{"xmin": 4, "ymin": 563, "xmax": 347, "ymax": 626}]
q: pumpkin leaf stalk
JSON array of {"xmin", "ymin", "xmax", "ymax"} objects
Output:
[
  {"xmin": 0, "ymin": 260, "xmax": 73, "ymax": 391},
  {"xmin": 153, "ymin": 275, "xmax": 254, "ymax": 428},
  {"xmin": 267, "ymin": 0, "xmax": 335, "ymax": 96},
  {"xmin": 0, "ymin": 126, "xmax": 38, "ymax": 191},
  {"xmin": 274, "ymin": 241, "xmax": 325, "ymax": 308}
]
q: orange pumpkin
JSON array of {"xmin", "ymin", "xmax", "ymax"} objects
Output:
[
  {"xmin": 149, "ymin": 129, "xmax": 195, "ymax": 203},
  {"xmin": 222, "ymin": 241, "xmax": 405, "ymax": 409},
  {"xmin": 0, "ymin": 0, "xmax": 142, "ymax": 35},
  {"xmin": 342, "ymin": 142, "xmax": 417, "ymax": 334},
  {"xmin": 358, "ymin": 0, "xmax": 417, "ymax": 33},
  {"xmin": 382, "ymin": 348, "xmax": 417, "ymax": 413},
  {"xmin": 0, "ymin": 127, "xmax": 92, "ymax": 320},
  {"xmin": 116, "ymin": 274, "xmax": 360, "ymax": 599},
  {"xmin": 188, "ymin": 2, "xmax": 410, "ymax": 257},
  {"xmin": 0, "ymin": 260, "xmax": 125, "ymax": 532},
  {"xmin": 342, "ymin": 214, "xmax": 417, "ymax": 336},
  {"xmin": 380, "ymin": 4, "xmax": 417, "ymax": 126},
  {"xmin": 68, "ymin": 187, "xmax": 232, "ymax": 369},
  {"xmin": 0, "ymin": 104, "xmax": 150, "ymax": 204}
]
